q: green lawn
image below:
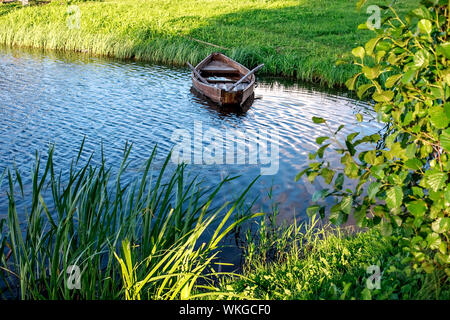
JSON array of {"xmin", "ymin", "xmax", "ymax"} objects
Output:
[{"xmin": 0, "ymin": 0, "xmax": 417, "ymax": 86}]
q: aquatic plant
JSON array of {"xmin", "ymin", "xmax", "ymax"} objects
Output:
[{"xmin": 0, "ymin": 141, "xmax": 260, "ymax": 299}]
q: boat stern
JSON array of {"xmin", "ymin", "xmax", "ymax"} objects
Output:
[{"xmin": 220, "ymin": 89, "xmax": 243, "ymax": 106}]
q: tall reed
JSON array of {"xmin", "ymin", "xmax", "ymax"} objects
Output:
[{"xmin": 0, "ymin": 141, "xmax": 260, "ymax": 299}]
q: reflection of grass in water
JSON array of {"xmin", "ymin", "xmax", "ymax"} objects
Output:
[
  {"xmin": 0, "ymin": 0, "xmax": 416, "ymax": 86},
  {"xmin": 0, "ymin": 141, "xmax": 261, "ymax": 299}
]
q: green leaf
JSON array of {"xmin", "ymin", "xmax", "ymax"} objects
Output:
[
  {"xmin": 405, "ymin": 143, "xmax": 417, "ymax": 159},
  {"xmin": 329, "ymin": 208, "xmax": 345, "ymax": 225},
  {"xmin": 317, "ymin": 144, "xmax": 330, "ymax": 158},
  {"xmin": 358, "ymin": 22, "xmax": 369, "ymax": 30},
  {"xmin": 411, "ymin": 6, "xmax": 432, "ymax": 20},
  {"xmin": 346, "ymin": 132, "xmax": 359, "ymax": 142},
  {"xmin": 307, "ymin": 171, "xmax": 320, "ymax": 183},
  {"xmin": 335, "ymin": 173, "xmax": 344, "ymax": 190},
  {"xmin": 445, "ymin": 102, "xmax": 450, "ymax": 119},
  {"xmin": 345, "ymin": 141, "xmax": 356, "ymax": 156},
  {"xmin": 354, "ymin": 206, "xmax": 367, "ymax": 227},
  {"xmin": 430, "ymin": 86, "xmax": 443, "ymax": 99},
  {"xmin": 365, "ymin": 37, "xmax": 381, "ymax": 55},
  {"xmin": 385, "ymin": 74, "xmax": 402, "ymax": 88},
  {"xmin": 367, "ymin": 182, "xmax": 381, "ymax": 200},
  {"xmin": 340, "ymin": 196, "xmax": 353, "ymax": 214},
  {"xmin": 312, "ymin": 189, "xmax": 328, "ymax": 202},
  {"xmin": 426, "ymin": 233, "xmax": 441, "ymax": 250},
  {"xmin": 346, "ymin": 73, "xmax": 361, "ymax": 90},
  {"xmin": 373, "ymin": 90, "xmax": 394, "ymax": 102},
  {"xmin": 363, "ymin": 150, "xmax": 377, "ymax": 165},
  {"xmin": 432, "ymin": 217, "xmax": 450, "ymax": 234},
  {"xmin": 316, "ymin": 136, "xmax": 329, "ymax": 145},
  {"xmin": 440, "ymin": 128, "xmax": 450, "ymax": 152},
  {"xmin": 401, "ymin": 69, "xmax": 416, "ymax": 84},
  {"xmin": 356, "ymin": 113, "xmax": 363, "ymax": 122},
  {"xmin": 437, "ymin": 42, "xmax": 450, "ymax": 59},
  {"xmin": 413, "ymin": 49, "xmax": 430, "ymax": 69},
  {"xmin": 356, "ymin": 0, "xmax": 368, "ymax": 10},
  {"xmin": 357, "ymin": 84, "xmax": 374, "ymax": 99},
  {"xmin": 424, "ymin": 170, "xmax": 447, "ymax": 192},
  {"xmin": 404, "ymin": 158, "xmax": 423, "ymax": 171},
  {"xmin": 321, "ymin": 168, "xmax": 335, "ymax": 184},
  {"xmin": 371, "ymin": 164, "xmax": 386, "ymax": 179},
  {"xmin": 335, "ymin": 124, "xmax": 345, "ymax": 135},
  {"xmin": 386, "ymin": 142, "xmax": 407, "ymax": 160},
  {"xmin": 412, "ymin": 186, "xmax": 424, "ymax": 197},
  {"xmin": 445, "ymin": 187, "xmax": 450, "ymax": 204},
  {"xmin": 376, "ymin": 41, "xmax": 391, "ymax": 52},
  {"xmin": 381, "ymin": 220, "xmax": 393, "ymax": 236},
  {"xmin": 306, "ymin": 205, "xmax": 321, "ymax": 218},
  {"xmin": 361, "ymin": 288, "xmax": 372, "ymax": 300},
  {"xmin": 295, "ymin": 168, "xmax": 308, "ymax": 182},
  {"xmin": 386, "ymin": 186, "xmax": 403, "ymax": 210},
  {"xmin": 344, "ymin": 160, "xmax": 359, "ymax": 179},
  {"xmin": 352, "ymin": 46, "xmax": 365, "ymax": 60},
  {"xmin": 418, "ymin": 19, "xmax": 432, "ymax": 34},
  {"xmin": 312, "ymin": 116, "xmax": 326, "ymax": 124},
  {"xmin": 429, "ymin": 107, "xmax": 449, "ymax": 129},
  {"xmin": 362, "ymin": 65, "xmax": 382, "ymax": 80},
  {"xmin": 406, "ymin": 200, "xmax": 427, "ymax": 217}
]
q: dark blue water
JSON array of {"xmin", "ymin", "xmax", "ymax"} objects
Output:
[{"xmin": 0, "ymin": 46, "xmax": 382, "ymax": 224}]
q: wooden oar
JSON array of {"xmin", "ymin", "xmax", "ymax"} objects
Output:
[
  {"xmin": 229, "ymin": 64, "xmax": 264, "ymax": 91},
  {"xmin": 187, "ymin": 62, "xmax": 209, "ymax": 84}
]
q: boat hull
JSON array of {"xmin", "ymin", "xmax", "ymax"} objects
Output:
[
  {"xmin": 192, "ymin": 77, "xmax": 254, "ymax": 106},
  {"xmin": 191, "ymin": 52, "xmax": 255, "ymax": 107}
]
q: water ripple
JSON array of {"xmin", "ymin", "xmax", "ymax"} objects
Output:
[{"xmin": 0, "ymin": 47, "xmax": 383, "ymax": 221}]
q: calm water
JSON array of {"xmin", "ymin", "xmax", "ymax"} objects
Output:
[{"xmin": 0, "ymin": 47, "xmax": 382, "ymax": 224}]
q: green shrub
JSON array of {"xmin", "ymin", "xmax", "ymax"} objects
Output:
[{"xmin": 297, "ymin": 0, "xmax": 449, "ymax": 277}]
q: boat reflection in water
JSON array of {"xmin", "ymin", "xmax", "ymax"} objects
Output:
[{"xmin": 190, "ymin": 87, "xmax": 256, "ymax": 116}]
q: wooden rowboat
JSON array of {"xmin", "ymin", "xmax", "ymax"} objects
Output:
[{"xmin": 189, "ymin": 52, "xmax": 263, "ymax": 107}]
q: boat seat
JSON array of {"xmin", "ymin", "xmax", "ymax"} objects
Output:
[
  {"xmin": 201, "ymin": 61, "xmax": 240, "ymax": 74},
  {"xmin": 206, "ymin": 77, "xmax": 236, "ymax": 83}
]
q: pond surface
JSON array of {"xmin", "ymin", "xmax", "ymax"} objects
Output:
[{"xmin": 0, "ymin": 46, "xmax": 382, "ymax": 224}]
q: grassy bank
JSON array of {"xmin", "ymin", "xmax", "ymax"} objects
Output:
[
  {"xmin": 0, "ymin": 0, "xmax": 416, "ymax": 86},
  {"xmin": 223, "ymin": 218, "xmax": 450, "ymax": 300}
]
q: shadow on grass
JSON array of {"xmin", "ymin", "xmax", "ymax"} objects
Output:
[
  {"xmin": 129, "ymin": 3, "xmax": 372, "ymax": 86},
  {"xmin": 0, "ymin": 1, "xmax": 50, "ymax": 17}
]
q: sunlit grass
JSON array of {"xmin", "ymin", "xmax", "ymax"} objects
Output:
[
  {"xmin": 0, "ymin": 141, "xmax": 260, "ymax": 299},
  {"xmin": 221, "ymin": 214, "xmax": 450, "ymax": 300},
  {"xmin": 0, "ymin": 0, "xmax": 417, "ymax": 86},
  {"xmin": 1, "ymin": 141, "xmax": 446, "ymax": 300}
]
